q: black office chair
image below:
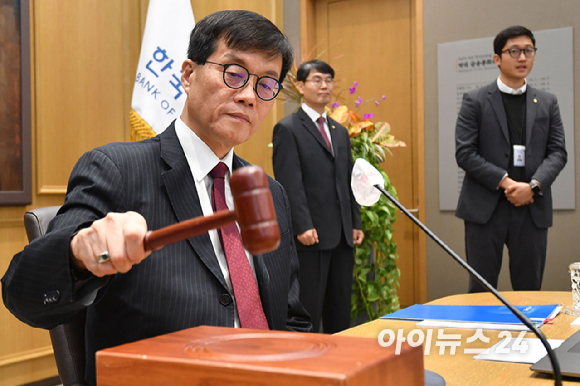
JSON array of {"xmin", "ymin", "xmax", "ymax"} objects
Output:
[{"xmin": 24, "ymin": 206, "xmax": 87, "ymax": 386}]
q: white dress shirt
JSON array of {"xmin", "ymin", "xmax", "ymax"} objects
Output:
[
  {"xmin": 301, "ymin": 103, "xmax": 333, "ymax": 149},
  {"xmin": 175, "ymin": 117, "xmax": 258, "ymax": 328},
  {"xmin": 497, "ymin": 76, "xmax": 527, "ymax": 95}
]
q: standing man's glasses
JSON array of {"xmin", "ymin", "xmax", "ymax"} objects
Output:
[
  {"xmin": 204, "ymin": 61, "xmax": 283, "ymax": 101},
  {"xmin": 502, "ymin": 47, "xmax": 537, "ymax": 59},
  {"xmin": 305, "ymin": 77, "xmax": 334, "ymax": 87}
]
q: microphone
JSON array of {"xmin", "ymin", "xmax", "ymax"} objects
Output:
[{"xmin": 351, "ymin": 158, "xmax": 562, "ymax": 386}]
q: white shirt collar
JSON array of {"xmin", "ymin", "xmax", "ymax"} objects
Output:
[
  {"xmin": 497, "ymin": 76, "xmax": 527, "ymax": 95},
  {"xmin": 174, "ymin": 117, "xmax": 234, "ymax": 181},
  {"xmin": 301, "ymin": 102, "xmax": 327, "ymax": 123}
]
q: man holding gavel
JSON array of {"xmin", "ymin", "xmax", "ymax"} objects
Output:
[{"xmin": 2, "ymin": 10, "xmax": 312, "ymax": 386}]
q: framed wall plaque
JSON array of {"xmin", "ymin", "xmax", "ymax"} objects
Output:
[{"xmin": 0, "ymin": 0, "xmax": 31, "ymax": 205}]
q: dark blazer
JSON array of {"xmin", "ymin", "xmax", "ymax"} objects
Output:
[
  {"xmin": 2, "ymin": 123, "xmax": 311, "ymax": 385},
  {"xmin": 272, "ymin": 108, "xmax": 361, "ymax": 251},
  {"xmin": 455, "ymin": 82, "xmax": 567, "ymax": 228}
]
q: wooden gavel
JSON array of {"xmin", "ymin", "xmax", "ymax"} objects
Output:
[{"xmin": 143, "ymin": 165, "xmax": 280, "ymax": 255}]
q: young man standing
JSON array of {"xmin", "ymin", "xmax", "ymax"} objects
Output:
[
  {"xmin": 455, "ymin": 26, "xmax": 567, "ymax": 293},
  {"xmin": 272, "ymin": 60, "xmax": 364, "ymax": 333}
]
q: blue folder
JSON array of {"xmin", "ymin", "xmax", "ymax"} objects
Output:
[{"xmin": 380, "ymin": 304, "xmax": 558, "ymax": 325}]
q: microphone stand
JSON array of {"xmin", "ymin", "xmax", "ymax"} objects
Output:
[{"xmin": 374, "ymin": 184, "xmax": 562, "ymax": 386}]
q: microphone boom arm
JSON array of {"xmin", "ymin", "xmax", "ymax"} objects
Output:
[{"xmin": 373, "ymin": 184, "xmax": 562, "ymax": 386}]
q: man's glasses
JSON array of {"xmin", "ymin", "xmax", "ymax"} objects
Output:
[
  {"xmin": 305, "ymin": 76, "xmax": 334, "ymax": 87},
  {"xmin": 502, "ymin": 47, "xmax": 537, "ymax": 59},
  {"xmin": 205, "ymin": 61, "xmax": 282, "ymax": 101}
]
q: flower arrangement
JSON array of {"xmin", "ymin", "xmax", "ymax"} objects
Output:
[
  {"xmin": 329, "ymin": 81, "xmax": 406, "ymax": 161},
  {"xmin": 281, "ymin": 67, "xmax": 406, "ymax": 323},
  {"xmin": 329, "ymin": 81, "xmax": 405, "ymax": 322}
]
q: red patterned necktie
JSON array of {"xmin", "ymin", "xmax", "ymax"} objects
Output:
[
  {"xmin": 210, "ymin": 162, "xmax": 269, "ymax": 330},
  {"xmin": 317, "ymin": 116, "xmax": 332, "ymax": 153}
]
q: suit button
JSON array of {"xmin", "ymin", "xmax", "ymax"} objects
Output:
[
  {"xmin": 43, "ymin": 290, "xmax": 60, "ymax": 305},
  {"xmin": 220, "ymin": 294, "xmax": 232, "ymax": 306}
]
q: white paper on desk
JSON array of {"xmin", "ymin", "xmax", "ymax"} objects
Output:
[
  {"xmin": 474, "ymin": 338, "xmax": 564, "ymax": 364},
  {"xmin": 417, "ymin": 320, "xmax": 533, "ymax": 331},
  {"xmin": 571, "ymin": 317, "xmax": 580, "ymax": 326}
]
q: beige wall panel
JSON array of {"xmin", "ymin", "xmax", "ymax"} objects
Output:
[
  {"xmin": 0, "ymin": 355, "xmax": 57, "ymax": 386},
  {"xmin": 318, "ymin": 0, "xmax": 417, "ymax": 307},
  {"xmin": 35, "ymin": 0, "xmax": 136, "ymax": 194},
  {"xmin": 190, "ymin": 0, "xmax": 282, "ymax": 21},
  {"xmin": 300, "ymin": 0, "xmax": 317, "ymax": 58},
  {"xmin": 410, "ymin": 0, "xmax": 426, "ymax": 303}
]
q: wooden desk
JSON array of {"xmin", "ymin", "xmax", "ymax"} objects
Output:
[{"xmin": 338, "ymin": 291, "xmax": 579, "ymax": 386}]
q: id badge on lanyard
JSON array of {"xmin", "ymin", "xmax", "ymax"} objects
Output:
[{"xmin": 513, "ymin": 145, "xmax": 525, "ymax": 167}]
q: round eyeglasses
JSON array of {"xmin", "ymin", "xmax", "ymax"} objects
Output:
[
  {"xmin": 502, "ymin": 47, "xmax": 537, "ymax": 59},
  {"xmin": 205, "ymin": 61, "xmax": 283, "ymax": 101}
]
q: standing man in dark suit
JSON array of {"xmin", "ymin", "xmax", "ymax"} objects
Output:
[
  {"xmin": 272, "ymin": 60, "xmax": 363, "ymax": 333},
  {"xmin": 2, "ymin": 10, "xmax": 311, "ymax": 386},
  {"xmin": 456, "ymin": 26, "xmax": 567, "ymax": 293}
]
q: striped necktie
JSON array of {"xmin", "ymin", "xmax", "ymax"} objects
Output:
[
  {"xmin": 209, "ymin": 162, "xmax": 269, "ymax": 330},
  {"xmin": 317, "ymin": 116, "xmax": 332, "ymax": 153}
]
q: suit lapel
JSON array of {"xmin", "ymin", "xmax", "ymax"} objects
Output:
[
  {"xmin": 298, "ymin": 108, "xmax": 334, "ymax": 156},
  {"xmin": 159, "ymin": 124, "xmax": 228, "ymax": 290},
  {"xmin": 525, "ymin": 87, "xmax": 538, "ymax": 147},
  {"xmin": 488, "ymin": 83, "xmax": 511, "ymax": 144}
]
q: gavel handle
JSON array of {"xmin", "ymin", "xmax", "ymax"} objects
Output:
[{"xmin": 143, "ymin": 210, "xmax": 237, "ymax": 251}]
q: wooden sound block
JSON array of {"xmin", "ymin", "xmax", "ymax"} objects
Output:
[{"xmin": 96, "ymin": 326, "xmax": 424, "ymax": 386}]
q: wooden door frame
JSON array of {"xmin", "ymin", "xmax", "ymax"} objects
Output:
[{"xmin": 299, "ymin": 0, "xmax": 427, "ymax": 304}]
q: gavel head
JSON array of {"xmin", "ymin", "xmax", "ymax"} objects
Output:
[{"xmin": 230, "ymin": 166, "xmax": 281, "ymax": 255}]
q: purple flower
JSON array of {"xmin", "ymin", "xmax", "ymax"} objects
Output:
[
  {"xmin": 355, "ymin": 96, "xmax": 363, "ymax": 108},
  {"xmin": 375, "ymin": 100, "xmax": 380, "ymax": 106},
  {"xmin": 349, "ymin": 81, "xmax": 359, "ymax": 95},
  {"xmin": 331, "ymin": 102, "xmax": 340, "ymax": 108},
  {"xmin": 382, "ymin": 95, "xmax": 386, "ymax": 100},
  {"xmin": 363, "ymin": 113, "xmax": 375, "ymax": 120}
]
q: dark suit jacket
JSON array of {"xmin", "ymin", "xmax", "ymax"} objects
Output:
[
  {"xmin": 455, "ymin": 82, "xmax": 567, "ymax": 228},
  {"xmin": 272, "ymin": 108, "xmax": 362, "ymax": 251},
  {"xmin": 2, "ymin": 123, "xmax": 311, "ymax": 385}
]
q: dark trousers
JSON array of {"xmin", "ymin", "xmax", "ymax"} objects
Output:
[
  {"xmin": 465, "ymin": 197, "xmax": 548, "ymax": 293},
  {"xmin": 297, "ymin": 236, "xmax": 354, "ymax": 334}
]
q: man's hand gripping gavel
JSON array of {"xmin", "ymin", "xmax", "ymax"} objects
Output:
[{"xmin": 69, "ymin": 166, "xmax": 280, "ymax": 277}]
